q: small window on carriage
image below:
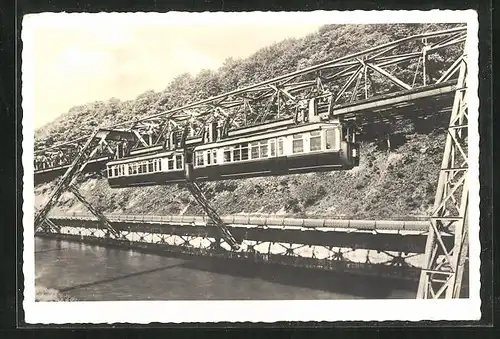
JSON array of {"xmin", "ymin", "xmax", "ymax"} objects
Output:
[
  {"xmin": 223, "ymin": 148, "xmax": 231, "ymax": 163},
  {"xmin": 233, "ymin": 147, "xmax": 241, "ymax": 162},
  {"xmin": 148, "ymin": 160, "xmax": 154, "ymax": 173},
  {"xmin": 157, "ymin": 159, "xmax": 162, "ymax": 171},
  {"xmin": 310, "ymin": 130, "xmax": 322, "ymax": 151},
  {"xmin": 176, "ymin": 155, "xmax": 183, "ymax": 169},
  {"xmin": 292, "ymin": 134, "xmax": 304, "ymax": 153},
  {"xmin": 195, "ymin": 152, "xmax": 204, "ymax": 166},
  {"xmin": 259, "ymin": 141, "xmax": 268, "ymax": 158},
  {"xmin": 168, "ymin": 158, "xmax": 175, "ymax": 170},
  {"xmin": 108, "ymin": 168, "xmax": 113, "ymax": 177},
  {"xmin": 212, "ymin": 150, "xmax": 217, "ymax": 164},
  {"xmin": 250, "ymin": 142, "xmax": 259, "ymax": 159},
  {"xmin": 325, "ymin": 128, "xmax": 340, "ymax": 150},
  {"xmin": 206, "ymin": 150, "xmax": 212, "ymax": 165},
  {"xmin": 269, "ymin": 139, "xmax": 276, "ymax": 157},
  {"xmin": 241, "ymin": 144, "xmax": 249, "ymax": 161},
  {"xmin": 142, "ymin": 163, "xmax": 148, "ymax": 173},
  {"xmin": 278, "ymin": 138, "xmax": 284, "ymax": 156},
  {"xmin": 113, "ymin": 167, "xmax": 118, "ymax": 176}
]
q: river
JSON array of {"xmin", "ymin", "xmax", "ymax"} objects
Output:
[{"xmin": 35, "ymin": 237, "xmax": 416, "ymax": 301}]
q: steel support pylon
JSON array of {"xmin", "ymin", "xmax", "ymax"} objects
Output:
[
  {"xmin": 417, "ymin": 54, "xmax": 469, "ymax": 299},
  {"xmin": 34, "ymin": 129, "xmax": 133, "ymax": 238}
]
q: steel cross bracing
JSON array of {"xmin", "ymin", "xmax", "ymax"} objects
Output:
[
  {"xmin": 186, "ymin": 182, "xmax": 241, "ymax": 250},
  {"xmin": 416, "ymin": 52, "xmax": 469, "ymax": 299},
  {"xmin": 34, "ymin": 129, "xmax": 136, "ymax": 238},
  {"xmin": 34, "ymin": 26, "xmax": 467, "ymax": 171}
]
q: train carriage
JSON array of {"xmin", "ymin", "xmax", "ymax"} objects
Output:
[
  {"xmin": 107, "ymin": 151, "xmax": 186, "ymax": 188},
  {"xmin": 191, "ymin": 121, "xmax": 359, "ymax": 181},
  {"xmin": 106, "ymin": 119, "xmax": 360, "ymax": 188}
]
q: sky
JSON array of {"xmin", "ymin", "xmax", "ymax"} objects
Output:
[{"xmin": 25, "ymin": 14, "xmax": 324, "ymax": 128}]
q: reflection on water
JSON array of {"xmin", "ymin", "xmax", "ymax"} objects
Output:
[{"xmin": 35, "ymin": 237, "xmax": 416, "ymax": 301}]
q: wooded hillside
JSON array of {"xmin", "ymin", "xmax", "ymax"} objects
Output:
[{"xmin": 34, "ymin": 24, "xmax": 460, "ymax": 219}]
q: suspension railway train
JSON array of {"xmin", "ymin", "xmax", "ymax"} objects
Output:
[{"xmin": 106, "ymin": 100, "xmax": 360, "ymax": 188}]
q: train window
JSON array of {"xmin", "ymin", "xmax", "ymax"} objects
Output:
[
  {"xmin": 310, "ymin": 130, "xmax": 322, "ymax": 151},
  {"xmin": 270, "ymin": 139, "xmax": 276, "ymax": 157},
  {"xmin": 233, "ymin": 146, "xmax": 241, "ymax": 162},
  {"xmin": 325, "ymin": 128, "xmax": 340, "ymax": 150},
  {"xmin": 195, "ymin": 152, "xmax": 204, "ymax": 167},
  {"xmin": 210, "ymin": 150, "xmax": 216, "ymax": 164},
  {"xmin": 223, "ymin": 148, "xmax": 231, "ymax": 163},
  {"xmin": 206, "ymin": 151, "xmax": 212, "ymax": 165},
  {"xmin": 114, "ymin": 167, "xmax": 118, "ymax": 176},
  {"xmin": 278, "ymin": 138, "xmax": 284, "ymax": 156},
  {"xmin": 176, "ymin": 155, "xmax": 183, "ymax": 169},
  {"xmin": 158, "ymin": 159, "xmax": 162, "ymax": 171},
  {"xmin": 292, "ymin": 134, "xmax": 304, "ymax": 153},
  {"xmin": 148, "ymin": 160, "xmax": 154, "ymax": 172},
  {"xmin": 108, "ymin": 168, "xmax": 113, "ymax": 177},
  {"xmin": 241, "ymin": 144, "xmax": 249, "ymax": 161},
  {"xmin": 141, "ymin": 163, "xmax": 147, "ymax": 173},
  {"xmin": 168, "ymin": 158, "xmax": 175, "ymax": 170},
  {"xmin": 250, "ymin": 142, "xmax": 259, "ymax": 159},
  {"xmin": 259, "ymin": 141, "xmax": 268, "ymax": 158}
]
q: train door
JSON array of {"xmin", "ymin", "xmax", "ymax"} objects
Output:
[{"xmin": 341, "ymin": 124, "xmax": 360, "ymax": 166}]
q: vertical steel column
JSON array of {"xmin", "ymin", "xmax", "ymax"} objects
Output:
[{"xmin": 417, "ymin": 53, "xmax": 469, "ymax": 299}]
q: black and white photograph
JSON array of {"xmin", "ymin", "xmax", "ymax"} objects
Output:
[{"xmin": 22, "ymin": 10, "xmax": 480, "ymax": 323}]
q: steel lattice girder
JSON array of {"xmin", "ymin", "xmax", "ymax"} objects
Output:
[
  {"xmin": 48, "ymin": 216, "xmax": 448, "ymax": 254},
  {"xmin": 416, "ymin": 54, "xmax": 469, "ymax": 299},
  {"xmin": 34, "ymin": 26, "xmax": 467, "ymax": 171},
  {"xmin": 43, "ymin": 221, "xmax": 425, "ymax": 280}
]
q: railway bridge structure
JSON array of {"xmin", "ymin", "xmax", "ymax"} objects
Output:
[{"xmin": 32, "ymin": 26, "xmax": 471, "ymax": 299}]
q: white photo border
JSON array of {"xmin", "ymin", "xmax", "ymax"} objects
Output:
[{"xmin": 22, "ymin": 10, "xmax": 481, "ymax": 324}]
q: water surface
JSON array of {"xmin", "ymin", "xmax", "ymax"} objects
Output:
[{"xmin": 35, "ymin": 237, "xmax": 416, "ymax": 301}]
